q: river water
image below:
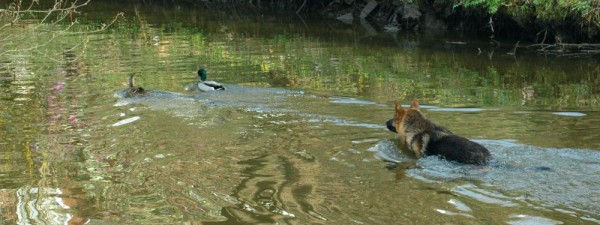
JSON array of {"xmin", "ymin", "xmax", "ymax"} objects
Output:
[{"xmin": 1, "ymin": 2, "xmax": 599, "ymax": 224}]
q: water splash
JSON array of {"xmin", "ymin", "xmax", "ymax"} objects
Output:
[{"xmin": 369, "ymin": 139, "xmax": 600, "ymax": 218}]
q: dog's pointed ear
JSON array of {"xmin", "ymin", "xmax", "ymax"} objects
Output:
[
  {"xmin": 410, "ymin": 99, "xmax": 420, "ymax": 109},
  {"xmin": 395, "ymin": 101, "xmax": 403, "ymax": 111}
]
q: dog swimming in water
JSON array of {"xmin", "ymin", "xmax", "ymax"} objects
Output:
[{"xmin": 386, "ymin": 99, "xmax": 490, "ymax": 165}]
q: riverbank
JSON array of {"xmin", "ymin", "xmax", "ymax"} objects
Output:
[
  {"xmin": 113, "ymin": 0, "xmax": 600, "ymax": 45},
  {"xmin": 325, "ymin": 0, "xmax": 600, "ymax": 43},
  {"xmin": 3, "ymin": 0, "xmax": 599, "ymax": 45}
]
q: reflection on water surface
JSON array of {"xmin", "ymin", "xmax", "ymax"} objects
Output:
[{"xmin": 1, "ymin": 1, "xmax": 599, "ymax": 224}]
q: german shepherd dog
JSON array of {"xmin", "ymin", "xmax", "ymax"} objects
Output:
[{"xmin": 386, "ymin": 99, "xmax": 490, "ymax": 165}]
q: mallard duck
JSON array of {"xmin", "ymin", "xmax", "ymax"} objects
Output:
[
  {"xmin": 184, "ymin": 68, "xmax": 225, "ymax": 92},
  {"xmin": 125, "ymin": 73, "xmax": 146, "ymax": 97}
]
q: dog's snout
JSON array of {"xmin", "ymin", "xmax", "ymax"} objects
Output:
[{"xmin": 386, "ymin": 119, "xmax": 397, "ymax": 133}]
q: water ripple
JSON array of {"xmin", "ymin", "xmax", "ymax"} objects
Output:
[{"xmin": 369, "ymin": 139, "xmax": 600, "ymax": 218}]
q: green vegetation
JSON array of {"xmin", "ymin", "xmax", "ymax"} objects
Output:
[
  {"xmin": 111, "ymin": 0, "xmax": 600, "ymax": 42},
  {"xmin": 453, "ymin": 0, "xmax": 600, "ymax": 25},
  {"xmin": 373, "ymin": 0, "xmax": 598, "ymax": 27}
]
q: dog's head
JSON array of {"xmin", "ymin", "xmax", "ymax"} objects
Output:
[{"xmin": 386, "ymin": 99, "xmax": 421, "ymax": 137}]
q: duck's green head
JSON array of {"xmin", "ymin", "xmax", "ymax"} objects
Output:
[{"xmin": 197, "ymin": 68, "xmax": 207, "ymax": 81}]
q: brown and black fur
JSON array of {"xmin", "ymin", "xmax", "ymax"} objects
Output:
[
  {"xmin": 386, "ymin": 99, "xmax": 490, "ymax": 165},
  {"xmin": 125, "ymin": 73, "xmax": 146, "ymax": 97}
]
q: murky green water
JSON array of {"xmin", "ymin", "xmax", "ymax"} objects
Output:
[{"xmin": 1, "ymin": 2, "xmax": 600, "ymax": 224}]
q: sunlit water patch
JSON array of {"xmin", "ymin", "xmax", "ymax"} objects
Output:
[
  {"xmin": 507, "ymin": 214, "xmax": 564, "ymax": 225},
  {"xmin": 552, "ymin": 112, "xmax": 587, "ymax": 117},
  {"xmin": 10, "ymin": 186, "xmax": 88, "ymax": 225},
  {"xmin": 330, "ymin": 97, "xmax": 383, "ymax": 106},
  {"xmin": 400, "ymin": 104, "xmax": 440, "ymax": 109},
  {"xmin": 301, "ymin": 113, "xmax": 386, "ymax": 129},
  {"xmin": 111, "ymin": 116, "xmax": 141, "ymax": 127},
  {"xmin": 114, "ymin": 85, "xmax": 300, "ymax": 112},
  {"xmin": 427, "ymin": 107, "xmax": 486, "ymax": 112},
  {"xmin": 113, "ymin": 85, "xmax": 387, "ymax": 130},
  {"xmin": 114, "ymin": 89, "xmax": 195, "ymax": 107}
]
